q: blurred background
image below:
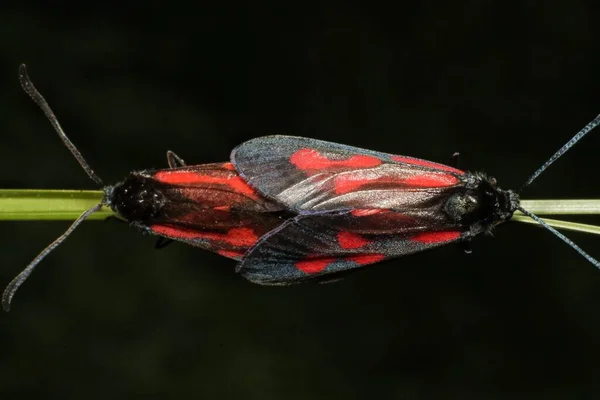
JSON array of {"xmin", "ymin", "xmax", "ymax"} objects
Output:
[{"xmin": 1, "ymin": 2, "xmax": 600, "ymax": 399}]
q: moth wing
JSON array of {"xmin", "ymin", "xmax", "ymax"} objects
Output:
[
  {"xmin": 237, "ymin": 211, "xmax": 464, "ymax": 285},
  {"xmin": 231, "ymin": 135, "xmax": 464, "ymax": 211},
  {"xmin": 147, "ymin": 162, "xmax": 286, "ymax": 259}
]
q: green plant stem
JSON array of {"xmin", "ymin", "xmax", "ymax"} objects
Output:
[
  {"xmin": 0, "ymin": 190, "xmax": 599, "ymax": 236},
  {"xmin": 0, "ymin": 189, "xmax": 113, "ymax": 220},
  {"xmin": 511, "ymin": 215, "xmax": 600, "ymax": 235},
  {"xmin": 518, "ymin": 199, "xmax": 600, "ymax": 215}
]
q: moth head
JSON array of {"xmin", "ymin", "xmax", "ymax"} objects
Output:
[
  {"xmin": 107, "ymin": 173, "xmax": 166, "ymax": 223},
  {"xmin": 444, "ymin": 173, "xmax": 519, "ymax": 231}
]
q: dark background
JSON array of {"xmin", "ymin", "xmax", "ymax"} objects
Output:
[{"xmin": 1, "ymin": 2, "xmax": 600, "ymax": 399}]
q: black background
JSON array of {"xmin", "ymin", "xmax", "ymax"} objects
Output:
[{"xmin": 1, "ymin": 2, "xmax": 600, "ymax": 399}]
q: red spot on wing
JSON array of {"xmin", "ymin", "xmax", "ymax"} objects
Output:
[
  {"xmin": 337, "ymin": 232, "xmax": 370, "ymax": 249},
  {"xmin": 154, "ymin": 171, "xmax": 258, "ymax": 198},
  {"xmin": 218, "ymin": 250, "xmax": 244, "ymax": 259},
  {"xmin": 221, "ymin": 163, "xmax": 236, "ymax": 170},
  {"xmin": 411, "ymin": 231, "xmax": 461, "ymax": 244},
  {"xmin": 290, "ymin": 148, "xmax": 382, "ymax": 171},
  {"xmin": 214, "ymin": 205, "xmax": 231, "ymax": 211},
  {"xmin": 333, "ymin": 175, "xmax": 396, "ymax": 194},
  {"xmin": 347, "ymin": 254, "xmax": 385, "ymax": 265},
  {"xmin": 296, "ymin": 256, "xmax": 336, "ymax": 274},
  {"xmin": 152, "ymin": 224, "xmax": 192, "ymax": 239},
  {"xmin": 403, "ymin": 174, "xmax": 459, "ymax": 187},
  {"xmin": 152, "ymin": 225, "xmax": 259, "ymax": 247},
  {"xmin": 296, "ymin": 253, "xmax": 386, "ymax": 274},
  {"xmin": 391, "ymin": 155, "xmax": 464, "ymax": 174},
  {"xmin": 350, "ymin": 209, "xmax": 385, "ymax": 216},
  {"xmin": 334, "ymin": 173, "xmax": 457, "ymax": 194}
]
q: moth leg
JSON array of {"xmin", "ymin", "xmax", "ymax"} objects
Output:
[
  {"xmin": 154, "ymin": 237, "xmax": 174, "ymax": 249},
  {"xmin": 448, "ymin": 152, "xmax": 460, "ymax": 169},
  {"xmin": 461, "ymin": 239, "xmax": 473, "ymax": 254},
  {"xmin": 166, "ymin": 150, "xmax": 186, "ymax": 168}
]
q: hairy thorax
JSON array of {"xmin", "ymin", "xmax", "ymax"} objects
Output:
[
  {"xmin": 105, "ymin": 172, "xmax": 166, "ymax": 224},
  {"xmin": 443, "ymin": 172, "xmax": 519, "ymax": 236}
]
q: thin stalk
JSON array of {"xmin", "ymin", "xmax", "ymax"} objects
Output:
[
  {"xmin": 0, "ymin": 191, "xmax": 598, "ymax": 235},
  {"xmin": 0, "ymin": 189, "xmax": 113, "ymax": 220},
  {"xmin": 518, "ymin": 199, "xmax": 600, "ymax": 215},
  {"xmin": 511, "ymin": 215, "xmax": 600, "ymax": 236}
]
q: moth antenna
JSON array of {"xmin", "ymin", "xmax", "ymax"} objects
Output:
[
  {"xmin": 19, "ymin": 64, "xmax": 103, "ymax": 185},
  {"xmin": 520, "ymin": 113, "xmax": 600, "ymax": 191},
  {"xmin": 517, "ymin": 206, "xmax": 599, "ymax": 268},
  {"xmin": 2, "ymin": 203, "xmax": 103, "ymax": 311}
]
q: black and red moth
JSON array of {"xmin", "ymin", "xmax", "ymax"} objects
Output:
[
  {"xmin": 229, "ymin": 133, "xmax": 599, "ymax": 285},
  {"xmin": 1, "ymin": 65, "xmax": 286, "ymax": 311},
  {"xmin": 110, "ymin": 160, "xmax": 284, "ymax": 260},
  {"xmin": 229, "ymin": 136, "xmax": 516, "ymax": 284},
  {"xmin": 3, "ymin": 64, "xmax": 600, "ymax": 310}
]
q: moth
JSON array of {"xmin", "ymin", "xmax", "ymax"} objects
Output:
[{"xmin": 3, "ymin": 64, "xmax": 598, "ymax": 311}]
